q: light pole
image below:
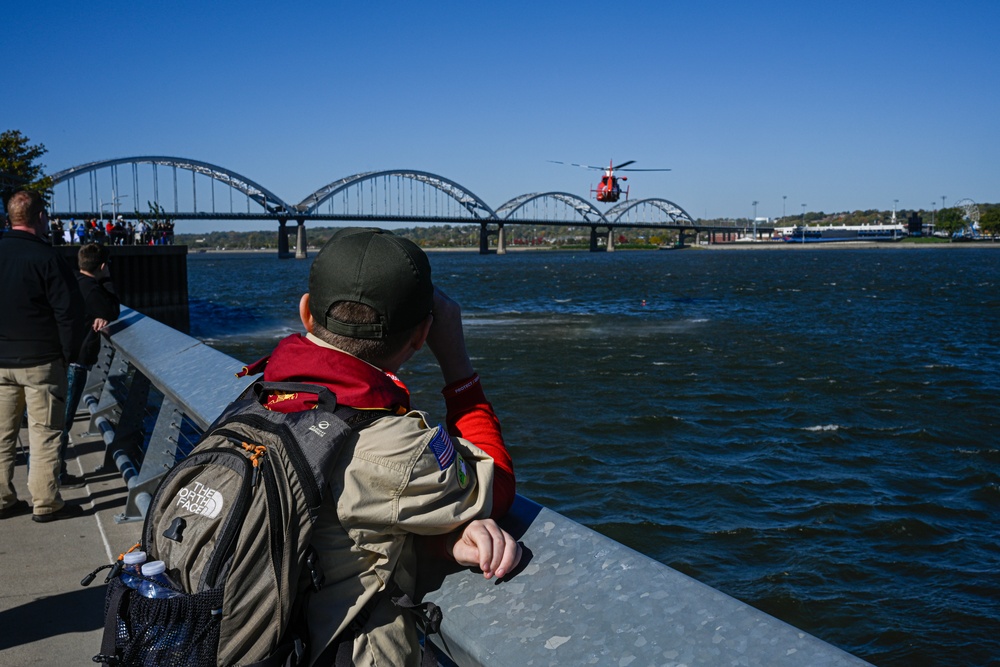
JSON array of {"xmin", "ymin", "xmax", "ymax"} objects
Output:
[
  {"xmin": 752, "ymin": 200, "xmax": 759, "ymax": 241},
  {"xmin": 112, "ymin": 193, "xmax": 129, "ymax": 222},
  {"xmin": 101, "ymin": 193, "xmax": 129, "ymax": 226},
  {"xmin": 941, "ymin": 196, "xmax": 947, "ymax": 211},
  {"xmin": 100, "ymin": 202, "xmax": 114, "ymax": 225},
  {"xmin": 782, "ymin": 195, "xmax": 787, "ymax": 219},
  {"xmin": 800, "ymin": 203, "xmax": 807, "ymax": 243}
]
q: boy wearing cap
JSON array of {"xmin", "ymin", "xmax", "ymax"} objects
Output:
[{"xmin": 243, "ymin": 228, "xmax": 519, "ymax": 666}]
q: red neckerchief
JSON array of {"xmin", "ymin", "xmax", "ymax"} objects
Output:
[{"xmin": 239, "ymin": 334, "xmax": 410, "ymax": 413}]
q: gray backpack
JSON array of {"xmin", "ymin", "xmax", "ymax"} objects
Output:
[{"xmin": 93, "ymin": 381, "xmax": 384, "ymax": 666}]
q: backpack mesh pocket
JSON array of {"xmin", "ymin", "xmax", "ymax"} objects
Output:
[{"xmin": 107, "ymin": 576, "xmax": 224, "ymax": 666}]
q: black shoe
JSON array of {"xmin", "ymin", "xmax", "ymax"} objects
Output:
[
  {"xmin": 59, "ymin": 473, "xmax": 87, "ymax": 489},
  {"xmin": 32, "ymin": 503, "xmax": 85, "ymax": 523},
  {"xmin": 0, "ymin": 499, "xmax": 31, "ymax": 519}
]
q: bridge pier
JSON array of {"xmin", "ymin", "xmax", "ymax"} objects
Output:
[
  {"xmin": 607, "ymin": 228, "xmax": 616, "ymax": 252},
  {"xmin": 677, "ymin": 230, "xmax": 687, "ymax": 248},
  {"xmin": 278, "ymin": 219, "xmax": 292, "ymax": 258},
  {"xmin": 295, "ymin": 219, "xmax": 308, "ymax": 259},
  {"xmin": 479, "ymin": 221, "xmax": 507, "ymax": 255},
  {"xmin": 479, "ymin": 223, "xmax": 489, "ymax": 254},
  {"xmin": 589, "ymin": 226, "xmax": 600, "ymax": 252}
]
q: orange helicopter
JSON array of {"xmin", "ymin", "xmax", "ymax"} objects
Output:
[{"xmin": 549, "ymin": 159, "xmax": 671, "ymax": 203}]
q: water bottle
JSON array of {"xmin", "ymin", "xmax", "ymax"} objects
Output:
[
  {"xmin": 117, "ymin": 551, "xmax": 149, "ymax": 639},
  {"xmin": 138, "ymin": 560, "xmax": 181, "ymax": 598},
  {"xmin": 136, "ymin": 561, "xmax": 188, "ymax": 665},
  {"xmin": 120, "ymin": 551, "xmax": 146, "ymax": 589}
]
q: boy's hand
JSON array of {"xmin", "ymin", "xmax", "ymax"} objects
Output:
[{"xmin": 448, "ymin": 519, "xmax": 522, "ymax": 580}]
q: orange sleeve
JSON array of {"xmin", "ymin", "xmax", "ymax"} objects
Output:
[{"xmin": 442, "ymin": 374, "xmax": 515, "ymax": 518}]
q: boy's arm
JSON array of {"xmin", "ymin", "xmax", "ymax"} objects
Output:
[
  {"xmin": 426, "ymin": 287, "xmax": 515, "ymax": 517},
  {"xmin": 443, "ymin": 375, "xmax": 514, "ymax": 517}
]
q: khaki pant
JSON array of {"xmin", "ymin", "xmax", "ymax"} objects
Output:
[{"xmin": 0, "ymin": 361, "xmax": 68, "ymax": 515}]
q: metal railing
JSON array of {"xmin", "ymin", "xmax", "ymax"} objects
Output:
[{"xmin": 88, "ymin": 307, "xmax": 871, "ymax": 666}]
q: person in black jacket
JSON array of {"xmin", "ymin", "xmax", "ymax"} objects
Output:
[
  {"xmin": 0, "ymin": 190, "xmax": 86, "ymax": 522},
  {"xmin": 59, "ymin": 243, "xmax": 120, "ymax": 487}
]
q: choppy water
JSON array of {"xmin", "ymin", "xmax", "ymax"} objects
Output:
[{"xmin": 189, "ymin": 246, "xmax": 1000, "ymax": 666}]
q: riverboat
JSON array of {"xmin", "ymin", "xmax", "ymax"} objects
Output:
[{"xmin": 778, "ymin": 223, "xmax": 906, "ymax": 243}]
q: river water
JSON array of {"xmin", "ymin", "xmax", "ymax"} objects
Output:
[{"xmin": 188, "ymin": 246, "xmax": 1000, "ymax": 666}]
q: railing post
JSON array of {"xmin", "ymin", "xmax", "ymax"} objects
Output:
[
  {"xmin": 84, "ymin": 339, "xmax": 115, "ymax": 401},
  {"xmin": 98, "ymin": 369, "xmax": 151, "ymax": 475},
  {"xmin": 88, "ymin": 352, "xmax": 131, "ymax": 435},
  {"xmin": 118, "ymin": 396, "xmax": 186, "ymax": 523}
]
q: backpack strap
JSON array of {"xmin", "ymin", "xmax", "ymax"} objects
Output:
[
  {"xmin": 310, "ymin": 597, "xmax": 375, "ymax": 667},
  {"xmin": 254, "ymin": 404, "xmax": 390, "ymax": 667},
  {"xmin": 94, "ymin": 581, "xmax": 129, "ymax": 666},
  {"xmin": 392, "ymin": 594, "xmax": 443, "ymax": 667}
]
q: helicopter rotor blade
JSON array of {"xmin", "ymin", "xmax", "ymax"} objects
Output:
[
  {"xmin": 616, "ymin": 168, "xmax": 672, "ymax": 172},
  {"xmin": 548, "ymin": 160, "xmax": 604, "ymax": 171},
  {"xmin": 612, "ymin": 160, "xmax": 636, "ymax": 170}
]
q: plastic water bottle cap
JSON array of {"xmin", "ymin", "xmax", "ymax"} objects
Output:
[
  {"xmin": 141, "ymin": 560, "xmax": 167, "ymax": 576},
  {"xmin": 123, "ymin": 551, "xmax": 147, "ymax": 565}
]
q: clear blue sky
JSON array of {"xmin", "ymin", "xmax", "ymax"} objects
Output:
[{"xmin": 4, "ymin": 0, "xmax": 997, "ymax": 230}]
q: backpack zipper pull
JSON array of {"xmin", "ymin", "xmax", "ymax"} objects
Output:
[
  {"xmin": 241, "ymin": 442, "xmax": 267, "ymax": 488},
  {"xmin": 242, "ymin": 442, "xmax": 267, "ymax": 490}
]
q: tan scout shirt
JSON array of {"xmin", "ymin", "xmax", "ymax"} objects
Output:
[{"xmin": 306, "ymin": 407, "xmax": 496, "ymax": 665}]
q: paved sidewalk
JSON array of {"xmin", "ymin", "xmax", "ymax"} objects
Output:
[{"xmin": 0, "ymin": 415, "xmax": 142, "ymax": 666}]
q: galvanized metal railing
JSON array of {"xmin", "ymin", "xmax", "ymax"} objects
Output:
[{"xmin": 88, "ymin": 307, "xmax": 871, "ymax": 666}]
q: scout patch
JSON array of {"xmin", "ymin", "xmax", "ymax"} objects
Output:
[
  {"xmin": 456, "ymin": 454, "xmax": 469, "ymax": 488},
  {"xmin": 428, "ymin": 427, "xmax": 456, "ymax": 470}
]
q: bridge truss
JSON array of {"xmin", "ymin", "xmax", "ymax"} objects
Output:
[
  {"xmin": 50, "ymin": 156, "xmax": 293, "ymax": 219},
  {"xmin": 297, "ymin": 170, "xmax": 496, "ymax": 222},
  {"xmin": 45, "ymin": 155, "xmax": 768, "ymax": 254}
]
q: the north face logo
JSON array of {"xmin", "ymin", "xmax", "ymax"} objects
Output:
[{"xmin": 176, "ymin": 481, "xmax": 225, "ymax": 518}]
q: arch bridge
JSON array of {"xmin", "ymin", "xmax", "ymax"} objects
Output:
[{"xmin": 48, "ymin": 156, "xmax": 768, "ymax": 256}]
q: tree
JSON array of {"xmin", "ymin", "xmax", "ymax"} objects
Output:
[
  {"xmin": 979, "ymin": 207, "xmax": 1000, "ymax": 239},
  {"xmin": 935, "ymin": 207, "xmax": 965, "ymax": 238},
  {"xmin": 0, "ymin": 130, "xmax": 52, "ymax": 207}
]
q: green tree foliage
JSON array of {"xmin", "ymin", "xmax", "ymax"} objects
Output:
[
  {"xmin": 935, "ymin": 207, "xmax": 965, "ymax": 237},
  {"xmin": 979, "ymin": 207, "xmax": 1000, "ymax": 238},
  {"xmin": 0, "ymin": 130, "xmax": 52, "ymax": 207},
  {"xmin": 144, "ymin": 200, "xmax": 173, "ymax": 226}
]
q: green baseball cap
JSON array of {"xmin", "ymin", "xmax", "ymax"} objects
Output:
[{"xmin": 308, "ymin": 228, "xmax": 434, "ymax": 339}]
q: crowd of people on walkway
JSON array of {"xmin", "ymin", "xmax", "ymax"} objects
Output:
[{"xmin": 46, "ymin": 216, "xmax": 175, "ymax": 246}]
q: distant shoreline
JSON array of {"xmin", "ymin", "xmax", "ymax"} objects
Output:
[
  {"xmin": 688, "ymin": 241, "xmax": 1000, "ymax": 250},
  {"xmin": 188, "ymin": 241, "xmax": 1000, "ymax": 255}
]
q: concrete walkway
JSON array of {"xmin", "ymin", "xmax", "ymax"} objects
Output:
[{"xmin": 0, "ymin": 416, "xmax": 141, "ymax": 666}]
